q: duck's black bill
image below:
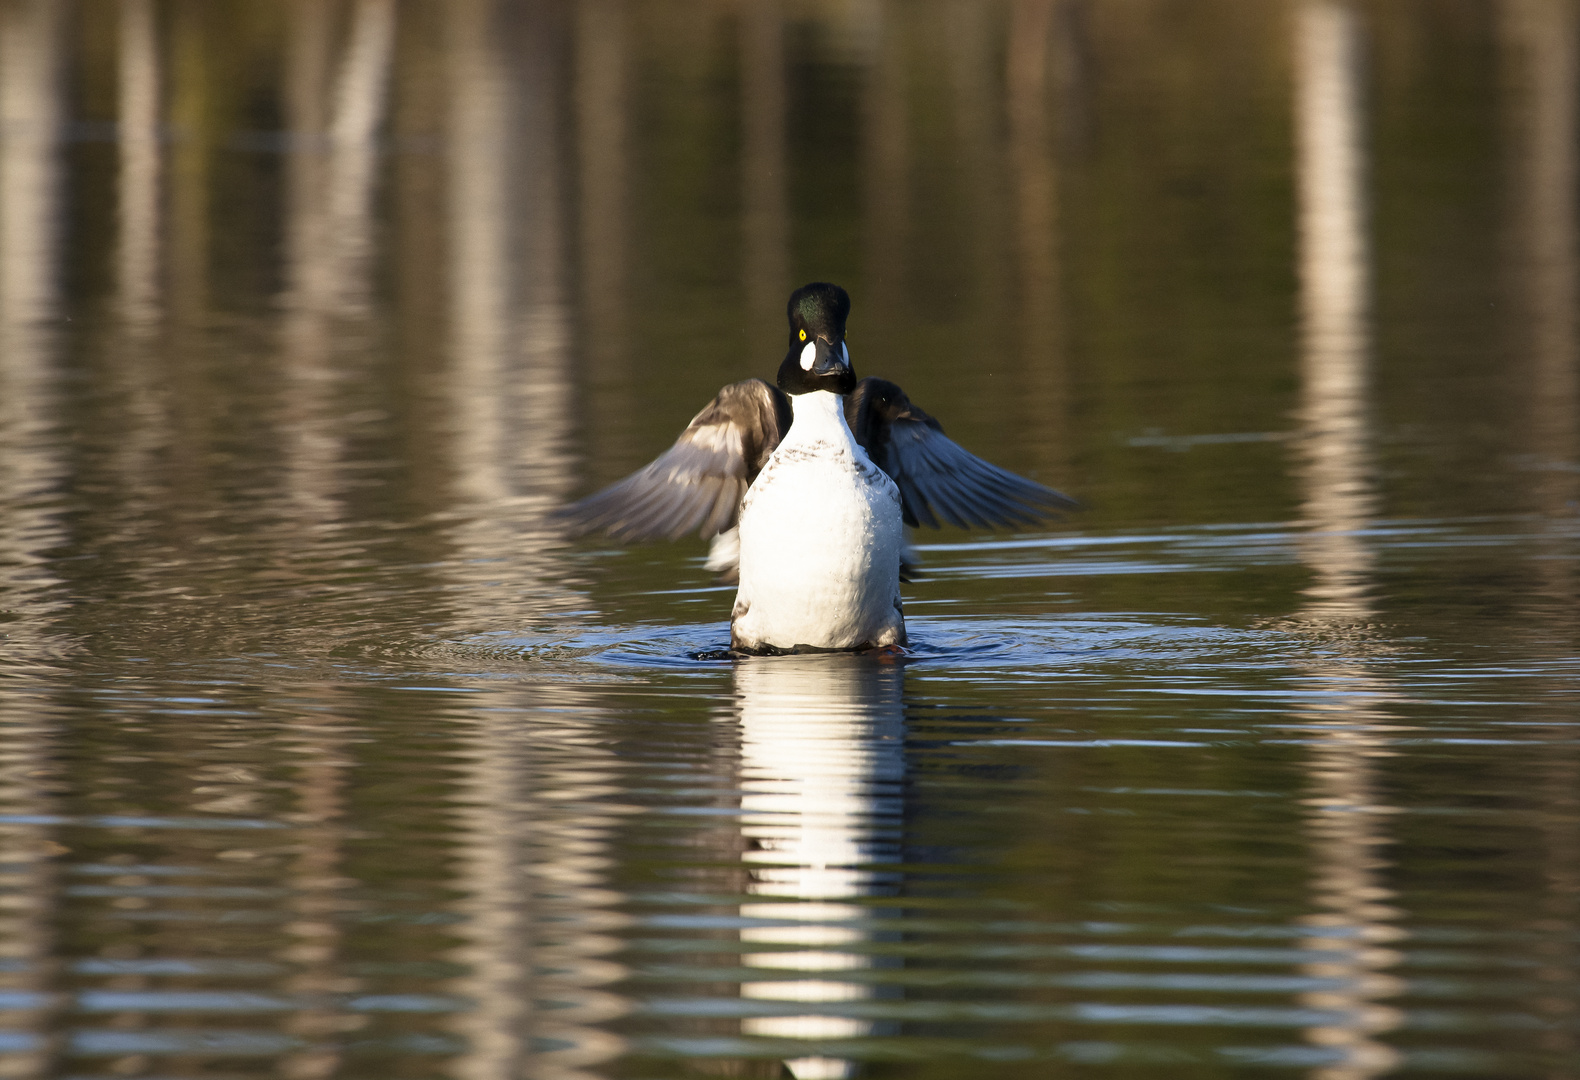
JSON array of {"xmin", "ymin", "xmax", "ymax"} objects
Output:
[{"xmin": 812, "ymin": 339, "xmax": 848, "ymax": 376}]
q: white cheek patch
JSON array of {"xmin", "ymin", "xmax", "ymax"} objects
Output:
[{"xmin": 799, "ymin": 340, "xmax": 816, "ymax": 370}]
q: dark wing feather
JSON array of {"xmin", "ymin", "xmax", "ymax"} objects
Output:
[
  {"xmin": 850, "ymin": 377, "xmax": 1077, "ymax": 530},
  {"xmin": 554, "ymin": 379, "xmax": 790, "ymax": 541}
]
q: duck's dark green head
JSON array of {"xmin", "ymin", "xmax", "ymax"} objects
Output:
[{"xmin": 777, "ymin": 282, "xmax": 856, "ymax": 396}]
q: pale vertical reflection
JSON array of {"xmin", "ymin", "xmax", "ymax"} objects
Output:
[
  {"xmin": 446, "ymin": 695, "xmax": 631, "ymax": 1080},
  {"xmin": 1294, "ymin": 0, "xmax": 1374, "ymax": 604},
  {"xmin": 447, "ymin": 721, "xmax": 531, "ymax": 1080},
  {"xmin": 1293, "ymin": 682, "xmax": 1406, "ymax": 1080},
  {"xmin": 737, "ymin": 657, "xmax": 904, "ymax": 1080},
  {"xmin": 1505, "ymin": 0, "xmax": 1580, "ymax": 517},
  {"xmin": 104, "ymin": 0, "xmax": 168, "ymax": 536},
  {"xmin": 270, "ymin": 31, "xmax": 398, "ymax": 1067},
  {"xmin": 935, "ymin": 0, "xmax": 1011, "ymax": 337},
  {"xmin": 443, "ymin": 62, "xmax": 516, "ymax": 1070},
  {"xmin": 860, "ymin": 0, "xmax": 907, "ymax": 321},
  {"xmin": 1291, "ymin": 7, "xmax": 1404, "ymax": 1079},
  {"xmin": 1005, "ymin": 0, "xmax": 1067, "ymax": 462},
  {"xmin": 944, "ymin": 0, "xmax": 1005, "ymax": 330},
  {"xmin": 447, "ymin": 0, "xmax": 512, "ymax": 482},
  {"xmin": 164, "ymin": 0, "xmax": 210, "ymax": 327},
  {"xmin": 0, "ymin": 0, "xmax": 68, "ymax": 667},
  {"xmin": 0, "ymin": 696, "xmax": 61, "ymax": 1078},
  {"xmin": 741, "ymin": 0, "xmax": 789, "ymax": 359},
  {"xmin": 0, "ymin": 0, "xmax": 59, "ymax": 336},
  {"xmin": 445, "ymin": 0, "xmax": 573, "ymax": 516},
  {"xmin": 278, "ymin": 710, "xmax": 360, "ymax": 1080},
  {"xmin": 1500, "ymin": 2, "xmax": 1580, "ymax": 1065},
  {"xmin": 576, "ymin": 0, "xmax": 628, "ymax": 388},
  {"xmin": 117, "ymin": 0, "xmax": 161, "ymax": 328},
  {"xmin": 0, "ymin": 2, "xmax": 63, "ymax": 1035},
  {"xmin": 278, "ymin": 0, "xmax": 338, "ymax": 522},
  {"xmin": 286, "ymin": 0, "xmax": 399, "ymax": 284},
  {"xmin": 278, "ymin": 0, "xmax": 396, "ymax": 520},
  {"xmin": 326, "ymin": 0, "xmax": 396, "ymax": 315},
  {"xmin": 442, "ymin": 7, "xmax": 607, "ymax": 1074}
]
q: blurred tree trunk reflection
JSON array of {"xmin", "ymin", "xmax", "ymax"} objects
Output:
[
  {"xmin": 445, "ymin": 690, "xmax": 632, "ymax": 1080},
  {"xmin": 1007, "ymin": 0, "xmax": 1071, "ymax": 478},
  {"xmin": 273, "ymin": 14, "xmax": 401, "ymax": 1057},
  {"xmin": 390, "ymin": 0, "xmax": 453, "ymax": 525},
  {"xmin": 1500, "ymin": 0, "xmax": 1580, "ymax": 1068},
  {"xmin": 117, "ymin": 0, "xmax": 161, "ymax": 330},
  {"xmin": 439, "ymin": 0, "xmax": 577, "ymax": 644},
  {"xmin": 278, "ymin": 704, "xmax": 361, "ymax": 1080},
  {"xmin": 162, "ymin": 0, "xmax": 222, "ymax": 539},
  {"xmin": 1291, "ymin": 6, "xmax": 1405, "ymax": 1078},
  {"xmin": 1503, "ymin": 0, "xmax": 1580, "ymax": 522},
  {"xmin": 0, "ymin": 693, "xmax": 62, "ymax": 1080},
  {"xmin": 444, "ymin": 0, "xmax": 572, "ymax": 517},
  {"xmin": 279, "ymin": 0, "xmax": 396, "ymax": 523},
  {"xmin": 946, "ymin": 0, "xmax": 1007, "ymax": 343},
  {"xmin": 741, "ymin": 0, "xmax": 789, "ymax": 366},
  {"xmin": 103, "ymin": 0, "xmax": 169, "ymax": 589},
  {"xmin": 0, "ymin": 2, "xmax": 65, "ymax": 1072},
  {"xmin": 861, "ymin": 0, "xmax": 908, "ymax": 328},
  {"xmin": 0, "ymin": 0, "xmax": 68, "ymax": 667},
  {"xmin": 576, "ymin": 0, "xmax": 631, "ymax": 445}
]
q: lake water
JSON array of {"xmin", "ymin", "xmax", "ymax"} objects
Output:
[{"xmin": 1, "ymin": 1, "xmax": 1578, "ymax": 1077}]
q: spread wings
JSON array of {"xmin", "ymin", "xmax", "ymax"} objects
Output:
[
  {"xmin": 555, "ymin": 375, "xmax": 1075, "ymax": 550},
  {"xmin": 848, "ymin": 378, "xmax": 1077, "ymax": 529},
  {"xmin": 552, "ymin": 379, "xmax": 791, "ymax": 541}
]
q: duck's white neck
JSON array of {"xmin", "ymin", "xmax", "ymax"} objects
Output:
[{"xmin": 783, "ymin": 390, "xmax": 856, "ymax": 450}]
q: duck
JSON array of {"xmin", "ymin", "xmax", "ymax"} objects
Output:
[{"xmin": 555, "ymin": 282, "xmax": 1075, "ymax": 654}]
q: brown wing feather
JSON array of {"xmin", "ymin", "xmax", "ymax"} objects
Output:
[
  {"xmin": 554, "ymin": 379, "xmax": 790, "ymax": 541},
  {"xmin": 849, "ymin": 377, "xmax": 1077, "ymax": 530}
]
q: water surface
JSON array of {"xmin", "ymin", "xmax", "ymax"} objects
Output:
[{"xmin": 1, "ymin": 1, "xmax": 1578, "ymax": 1077}]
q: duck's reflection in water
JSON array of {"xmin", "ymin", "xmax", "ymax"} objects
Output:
[{"xmin": 734, "ymin": 654, "xmax": 906, "ymax": 1080}]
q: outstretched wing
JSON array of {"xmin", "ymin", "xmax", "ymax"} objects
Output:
[
  {"xmin": 849, "ymin": 377, "xmax": 1077, "ymax": 529},
  {"xmin": 554, "ymin": 379, "xmax": 791, "ymax": 541}
]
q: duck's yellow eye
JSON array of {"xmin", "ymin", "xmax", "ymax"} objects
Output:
[{"xmin": 799, "ymin": 329, "xmax": 807, "ymax": 342}]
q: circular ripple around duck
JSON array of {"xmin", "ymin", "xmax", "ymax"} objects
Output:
[
  {"xmin": 432, "ymin": 613, "xmax": 1294, "ymax": 677},
  {"xmin": 430, "ymin": 622, "xmax": 736, "ymax": 673}
]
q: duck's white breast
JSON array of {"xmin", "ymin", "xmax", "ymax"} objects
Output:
[{"xmin": 732, "ymin": 393, "xmax": 905, "ymax": 651}]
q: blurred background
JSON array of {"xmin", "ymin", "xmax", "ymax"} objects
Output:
[
  {"xmin": 0, "ymin": 1, "xmax": 1578, "ymax": 1078},
  {"xmin": 2, "ymin": 0, "xmax": 1571, "ymax": 555}
]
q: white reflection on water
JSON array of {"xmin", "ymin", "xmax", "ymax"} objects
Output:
[
  {"xmin": 736, "ymin": 656, "xmax": 905, "ymax": 1080},
  {"xmin": 1292, "ymin": 6, "xmax": 1404, "ymax": 1078}
]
